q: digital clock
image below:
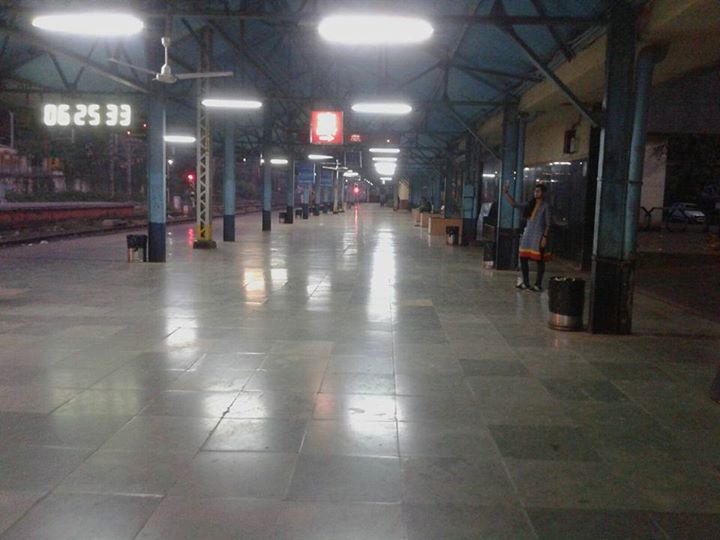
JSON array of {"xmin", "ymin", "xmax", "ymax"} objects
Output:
[{"xmin": 42, "ymin": 103, "xmax": 132, "ymax": 127}]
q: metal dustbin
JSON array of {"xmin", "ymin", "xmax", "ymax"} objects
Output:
[
  {"xmin": 278, "ymin": 212, "xmax": 287, "ymax": 223},
  {"xmin": 446, "ymin": 226, "xmax": 459, "ymax": 245},
  {"xmin": 126, "ymin": 234, "xmax": 147, "ymax": 262},
  {"xmin": 548, "ymin": 276, "xmax": 585, "ymax": 331}
]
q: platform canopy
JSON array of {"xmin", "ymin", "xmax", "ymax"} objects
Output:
[{"xmin": 0, "ymin": 0, "xmax": 621, "ymax": 176}]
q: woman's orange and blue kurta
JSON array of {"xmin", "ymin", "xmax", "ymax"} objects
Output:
[{"xmin": 519, "ymin": 200, "xmax": 552, "ymax": 261}]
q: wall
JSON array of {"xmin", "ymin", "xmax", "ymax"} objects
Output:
[
  {"xmin": 524, "ymin": 107, "xmax": 595, "ymax": 166},
  {"xmin": 640, "ymin": 136, "xmax": 668, "ymax": 225}
]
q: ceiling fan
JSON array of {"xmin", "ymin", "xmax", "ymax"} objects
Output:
[{"xmin": 108, "ymin": 36, "xmax": 233, "ymax": 84}]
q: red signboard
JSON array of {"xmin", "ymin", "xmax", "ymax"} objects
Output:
[{"xmin": 310, "ymin": 111, "xmax": 343, "ymax": 145}]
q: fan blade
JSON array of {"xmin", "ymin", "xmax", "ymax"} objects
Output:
[
  {"xmin": 174, "ymin": 71, "xmax": 234, "ymax": 80},
  {"xmin": 107, "ymin": 58, "xmax": 157, "ymax": 76}
]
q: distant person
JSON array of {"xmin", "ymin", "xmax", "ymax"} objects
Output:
[
  {"xmin": 502, "ymin": 182, "xmax": 552, "ymax": 291},
  {"xmin": 418, "ymin": 197, "xmax": 431, "ymax": 213}
]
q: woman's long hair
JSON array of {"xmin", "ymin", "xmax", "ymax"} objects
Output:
[{"xmin": 523, "ymin": 183, "xmax": 547, "ymax": 219}]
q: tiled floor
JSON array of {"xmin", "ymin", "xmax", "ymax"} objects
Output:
[{"xmin": 0, "ymin": 205, "xmax": 719, "ymax": 539}]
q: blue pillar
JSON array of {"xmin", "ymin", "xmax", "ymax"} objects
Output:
[
  {"xmin": 624, "ymin": 45, "xmax": 667, "ymax": 259},
  {"xmin": 262, "ymin": 148, "xmax": 272, "ymax": 231},
  {"xmin": 286, "ymin": 160, "xmax": 295, "ymax": 223},
  {"xmin": 589, "ymin": 0, "xmax": 637, "ymax": 334},
  {"xmin": 147, "ymin": 93, "xmax": 166, "ymax": 262},
  {"xmin": 223, "ymin": 119, "xmax": 236, "ymax": 241},
  {"xmin": 495, "ymin": 100, "xmax": 520, "ymax": 270},
  {"xmin": 512, "ymin": 116, "xmax": 527, "ymax": 231},
  {"xmin": 302, "ymin": 184, "xmax": 310, "ymax": 219},
  {"xmin": 313, "ymin": 163, "xmax": 321, "ymax": 216}
]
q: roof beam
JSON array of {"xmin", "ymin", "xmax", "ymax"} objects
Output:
[
  {"xmin": 0, "ymin": 25, "xmax": 148, "ymax": 93},
  {"xmin": 529, "ymin": 0, "xmax": 575, "ymax": 62},
  {"xmin": 500, "ymin": 25, "xmax": 599, "ymax": 126},
  {"xmin": 444, "ymin": 100, "xmax": 499, "ymax": 160},
  {"xmin": 447, "ymin": 61, "xmax": 543, "ymax": 83}
]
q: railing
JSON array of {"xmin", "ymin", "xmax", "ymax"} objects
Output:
[{"xmin": 640, "ymin": 206, "xmax": 712, "ymax": 232}]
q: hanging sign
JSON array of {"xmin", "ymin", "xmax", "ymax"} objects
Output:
[
  {"xmin": 296, "ymin": 161, "xmax": 315, "ymax": 186},
  {"xmin": 310, "ymin": 111, "xmax": 343, "ymax": 145}
]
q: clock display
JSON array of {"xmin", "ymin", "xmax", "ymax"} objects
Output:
[{"xmin": 42, "ymin": 103, "xmax": 132, "ymax": 127}]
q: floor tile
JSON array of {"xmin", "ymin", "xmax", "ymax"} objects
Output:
[
  {"xmin": 398, "ymin": 420, "xmax": 500, "ymax": 460},
  {"xmin": 100, "ymin": 415, "xmax": 218, "ymax": 454},
  {"xmin": 301, "ymin": 419, "xmax": 398, "ymax": 457},
  {"xmin": 1, "ymin": 493, "xmax": 160, "ymax": 540},
  {"xmin": 273, "ymin": 502, "xmax": 405, "ymax": 540},
  {"xmin": 56, "ymin": 450, "xmax": 192, "ymax": 496},
  {"xmin": 287, "ymin": 454, "xmax": 401, "ymax": 503},
  {"xmin": 404, "ymin": 503, "xmax": 536, "ymax": 540},
  {"xmin": 170, "ymin": 452, "xmax": 297, "ymax": 499},
  {"xmin": 203, "ymin": 418, "xmax": 307, "ymax": 452},
  {"xmin": 401, "ymin": 456, "xmax": 517, "ymax": 506},
  {"xmin": 226, "ymin": 390, "xmax": 316, "ymax": 420},
  {"xmin": 139, "ymin": 390, "xmax": 239, "ymax": 418}
]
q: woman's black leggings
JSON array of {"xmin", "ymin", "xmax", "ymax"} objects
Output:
[{"xmin": 520, "ymin": 256, "xmax": 545, "ymax": 287}]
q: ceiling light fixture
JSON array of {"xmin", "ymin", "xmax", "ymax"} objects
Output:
[
  {"xmin": 32, "ymin": 12, "xmax": 144, "ymax": 36},
  {"xmin": 369, "ymin": 147, "xmax": 400, "ymax": 154},
  {"xmin": 270, "ymin": 158, "xmax": 289, "ymax": 165},
  {"xmin": 202, "ymin": 98, "xmax": 263, "ymax": 109},
  {"xmin": 318, "ymin": 15, "xmax": 433, "ymax": 45},
  {"xmin": 372, "ymin": 157, "xmax": 397, "ymax": 162},
  {"xmin": 308, "ymin": 154, "xmax": 334, "ymax": 160},
  {"xmin": 352, "ymin": 102, "xmax": 412, "ymax": 115},
  {"xmin": 164, "ymin": 135, "xmax": 196, "ymax": 144}
]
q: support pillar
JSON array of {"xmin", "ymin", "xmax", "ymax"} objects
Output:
[
  {"xmin": 589, "ymin": 0, "xmax": 637, "ymax": 334},
  {"xmin": 223, "ymin": 119, "xmax": 236, "ymax": 241},
  {"xmin": 302, "ymin": 186, "xmax": 310, "ymax": 219},
  {"xmin": 313, "ymin": 163, "xmax": 321, "ymax": 216},
  {"xmin": 496, "ymin": 100, "xmax": 520, "ymax": 270},
  {"xmin": 147, "ymin": 92, "xmax": 166, "ymax": 262},
  {"xmin": 262, "ymin": 148, "xmax": 272, "ymax": 231},
  {"xmin": 193, "ymin": 28, "xmax": 216, "ymax": 249},
  {"xmin": 332, "ymin": 165, "xmax": 340, "ymax": 214},
  {"xmin": 286, "ymin": 160, "xmax": 295, "ymax": 223}
]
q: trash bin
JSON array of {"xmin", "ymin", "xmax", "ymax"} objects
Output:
[
  {"xmin": 483, "ymin": 241, "xmax": 495, "ymax": 268},
  {"xmin": 278, "ymin": 212, "xmax": 287, "ymax": 223},
  {"xmin": 126, "ymin": 234, "xmax": 147, "ymax": 262},
  {"xmin": 446, "ymin": 226, "xmax": 459, "ymax": 245},
  {"xmin": 295, "ymin": 208, "xmax": 303, "ymax": 218},
  {"xmin": 548, "ymin": 276, "xmax": 585, "ymax": 331}
]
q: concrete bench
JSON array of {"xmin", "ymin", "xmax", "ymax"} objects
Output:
[{"xmin": 428, "ymin": 216, "xmax": 463, "ymax": 237}]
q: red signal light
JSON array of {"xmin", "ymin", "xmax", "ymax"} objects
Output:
[{"xmin": 353, "ymin": 185, "xmax": 360, "ymax": 194}]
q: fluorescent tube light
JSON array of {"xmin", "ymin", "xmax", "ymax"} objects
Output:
[
  {"xmin": 352, "ymin": 102, "xmax": 412, "ymax": 115},
  {"xmin": 308, "ymin": 154, "xmax": 333, "ymax": 160},
  {"xmin": 270, "ymin": 158, "xmax": 288, "ymax": 165},
  {"xmin": 164, "ymin": 135, "xmax": 196, "ymax": 144},
  {"xmin": 32, "ymin": 12, "xmax": 144, "ymax": 36},
  {"xmin": 372, "ymin": 157, "xmax": 397, "ymax": 162},
  {"xmin": 202, "ymin": 98, "xmax": 263, "ymax": 109},
  {"xmin": 318, "ymin": 15, "xmax": 433, "ymax": 45},
  {"xmin": 369, "ymin": 148, "xmax": 400, "ymax": 154}
]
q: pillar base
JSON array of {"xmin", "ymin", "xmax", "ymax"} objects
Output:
[
  {"xmin": 285, "ymin": 206, "xmax": 294, "ymax": 224},
  {"xmin": 589, "ymin": 256, "xmax": 635, "ymax": 334},
  {"xmin": 262, "ymin": 210, "xmax": 271, "ymax": 231},
  {"xmin": 223, "ymin": 215, "xmax": 235, "ymax": 242},
  {"xmin": 302, "ymin": 204, "xmax": 309, "ymax": 219},
  {"xmin": 495, "ymin": 228, "xmax": 520, "ymax": 270},
  {"xmin": 193, "ymin": 239, "xmax": 217, "ymax": 249},
  {"xmin": 148, "ymin": 221, "xmax": 166, "ymax": 262}
]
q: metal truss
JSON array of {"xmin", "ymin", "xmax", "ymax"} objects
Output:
[{"xmin": 194, "ymin": 27, "xmax": 215, "ymax": 248}]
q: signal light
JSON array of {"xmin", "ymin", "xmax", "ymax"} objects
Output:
[{"xmin": 353, "ymin": 185, "xmax": 360, "ymax": 195}]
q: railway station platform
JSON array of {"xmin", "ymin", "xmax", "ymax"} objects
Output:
[{"xmin": 1, "ymin": 205, "xmax": 719, "ymax": 539}]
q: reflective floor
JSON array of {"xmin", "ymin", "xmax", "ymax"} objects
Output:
[{"xmin": 0, "ymin": 205, "xmax": 719, "ymax": 539}]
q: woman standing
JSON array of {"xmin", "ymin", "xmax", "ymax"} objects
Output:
[{"xmin": 502, "ymin": 182, "xmax": 552, "ymax": 291}]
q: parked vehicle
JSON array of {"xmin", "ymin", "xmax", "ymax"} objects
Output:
[{"xmin": 668, "ymin": 202, "xmax": 706, "ymax": 223}]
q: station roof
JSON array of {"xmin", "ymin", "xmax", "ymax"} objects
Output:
[{"xmin": 0, "ymin": 1, "xmax": 633, "ymax": 174}]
